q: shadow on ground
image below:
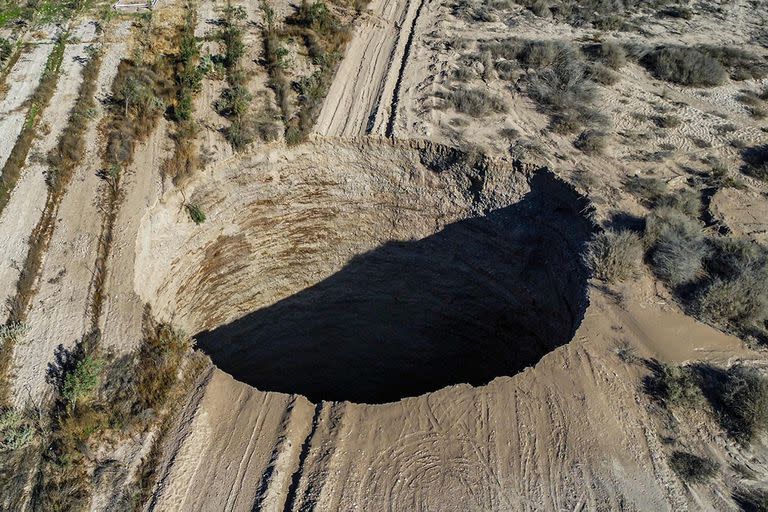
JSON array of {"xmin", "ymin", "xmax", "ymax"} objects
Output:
[{"xmin": 196, "ymin": 171, "xmax": 593, "ymax": 403}]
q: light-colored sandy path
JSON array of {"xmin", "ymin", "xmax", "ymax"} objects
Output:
[
  {"xmin": 97, "ymin": 121, "xmax": 170, "ymax": 354},
  {"xmin": 313, "ymin": 0, "xmax": 423, "ymax": 137},
  {"xmin": 10, "ymin": 26, "xmax": 130, "ymax": 406},
  {"xmin": 0, "ymin": 43, "xmax": 55, "ymax": 171},
  {"xmin": 0, "ymin": 39, "xmax": 94, "ymax": 324},
  {"xmin": 149, "ymin": 371, "xmax": 315, "ymax": 511}
]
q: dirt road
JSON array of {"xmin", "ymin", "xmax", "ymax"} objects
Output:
[{"xmin": 313, "ymin": 0, "xmax": 425, "ymax": 137}]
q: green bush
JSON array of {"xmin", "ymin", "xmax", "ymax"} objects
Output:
[
  {"xmin": 0, "ymin": 37, "xmax": 11, "ymax": 64},
  {"xmin": 186, "ymin": 203, "xmax": 206, "ymax": 224},
  {"xmin": 668, "ymin": 451, "xmax": 718, "ymax": 483},
  {"xmin": 584, "ymin": 229, "xmax": 643, "ymax": 283},
  {"xmin": 642, "ymin": 46, "xmax": 727, "ymax": 87},
  {"xmin": 0, "ymin": 410, "xmax": 33, "ymax": 452},
  {"xmin": 62, "ymin": 356, "xmax": 104, "ymax": 412}
]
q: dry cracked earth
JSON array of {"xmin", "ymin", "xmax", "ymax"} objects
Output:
[{"xmin": 0, "ymin": 0, "xmax": 767, "ymax": 510}]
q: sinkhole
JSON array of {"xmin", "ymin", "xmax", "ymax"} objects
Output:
[{"xmin": 138, "ymin": 141, "xmax": 594, "ymax": 404}]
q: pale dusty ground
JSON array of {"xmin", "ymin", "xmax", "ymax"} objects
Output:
[
  {"xmin": 0, "ymin": 42, "xmax": 54, "ymax": 171},
  {"xmin": 9, "ymin": 21, "xmax": 132, "ymax": 406},
  {"xmin": 0, "ymin": 0, "xmax": 767, "ymax": 509}
]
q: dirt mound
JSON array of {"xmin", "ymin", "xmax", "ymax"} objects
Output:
[{"xmin": 136, "ymin": 139, "xmax": 593, "ymax": 403}]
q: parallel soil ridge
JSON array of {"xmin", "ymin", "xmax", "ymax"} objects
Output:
[{"xmin": 137, "ymin": 138, "xmax": 594, "ymax": 403}]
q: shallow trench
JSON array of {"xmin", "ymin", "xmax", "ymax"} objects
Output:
[{"xmin": 136, "ymin": 140, "xmax": 594, "ymax": 403}]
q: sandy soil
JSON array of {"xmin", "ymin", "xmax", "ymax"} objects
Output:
[
  {"xmin": 10, "ymin": 22, "xmax": 131, "ymax": 406},
  {"xmin": 313, "ymin": 0, "xmax": 422, "ymax": 136},
  {"xmin": 0, "ymin": 42, "xmax": 54, "ymax": 171},
  {"xmin": 148, "ymin": 285, "xmax": 761, "ymax": 511},
  {"xmin": 0, "ymin": 33, "xmax": 93, "ymax": 324}
]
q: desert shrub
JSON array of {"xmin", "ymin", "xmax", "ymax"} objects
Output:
[
  {"xmin": 659, "ymin": 5, "xmax": 692, "ymax": 19},
  {"xmin": 0, "ymin": 37, "xmax": 11, "ymax": 64},
  {"xmin": 654, "ymin": 114, "xmax": 680, "ymax": 129},
  {"xmin": 642, "ymin": 46, "xmax": 727, "ymax": 86},
  {"xmin": 645, "ymin": 207, "xmax": 707, "ymax": 287},
  {"xmin": 613, "ymin": 339, "xmax": 637, "ymax": 363},
  {"xmin": 451, "ymin": 86, "xmax": 507, "ymax": 116},
  {"xmin": 218, "ymin": 5, "xmax": 246, "ymax": 69},
  {"xmin": 253, "ymin": 105, "xmax": 282, "ymax": 142},
  {"xmin": 692, "ymin": 237, "xmax": 768, "ymax": 335},
  {"xmin": 527, "ymin": 44, "xmax": 596, "ymax": 114},
  {"xmin": 215, "ymin": 82, "xmax": 252, "ymax": 118},
  {"xmin": 495, "ymin": 59, "xmax": 518, "ymax": 80},
  {"xmin": 655, "ymin": 188, "xmax": 701, "ymax": 217},
  {"xmin": 549, "ymin": 110, "xmax": 582, "ymax": 134},
  {"xmin": 705, "ymin": 237, "xmax": 766, "ymax": 279},
  {"xmin": 452, "ymin": 0, "xmax": 497, "ymax": 21},
  {"xmin": 741, "ymin": 145, "xmax": 768, "ymax": 182},
  {"xmin": 520, "ymin": 39, "xmax": 561, "ymax": 69},
  {"xmin": 574, "ymin": 129, "xmax": 608, "ymax": 154},
  {"xmin": 134, "ymin": 325, "xmax": 192, "ymax": 412},
  {"xmin": 699, "ymin": 45, "xmax": 768, "ymax": 81},
  {"xmin": 584, "ymin": 229, "xmax": 642, "ymax": 282},
  {"xmin": 582, "ymin": 40, "xmax": 626, "ymax": 70},
  {"xmin": 716, "ymin": 366, "xmax": 768, "ymax": 442},
  {"xmin": 625, "ymin": 175, "xmax": 666, "ymax": 204},
  {"xmin": 734, "ymin": 486, "xmax": 768, "ymax": 512},
  {"xmin": 668, "ymin": 451, "xmax": 718, "ymax": 483},
  {"xmin": 646, "ymin": 362, "xmax": 703, "ymax": 406},
  {"xmin": 62, "ymin": 356, "xmax": 104, "ymax": 412},
  {"xmin": 588, "ymin": 62, "xmax": 619, "ymax": 85},
  {"xmin": 0, "ymin": 410, "xmax": 33, "ymax": 452},
  {"xmin": 479, "ymin": 37, "xmax": 525, "ymax": 61},
  {"xmin": 186, "ymin": 203, "xmax": 206, "ymax": 224},
  {"xmin": 0, "ymin": 322, "xmax": 28, "ymax": 347},
  {"xmin": 599, "ymin": 40, "xmax": 626, "ymax": 70},
  {"xmin": 693, "ymin": 275, "xmax": 768, "ymax": 330}
]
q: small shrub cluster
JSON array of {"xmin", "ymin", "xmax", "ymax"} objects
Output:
[
  {"xmin": 733, "ymin": 486, "xmax": 768, "ymax": 512},
  {"xmin": 216, "ymin": 5, "xmax": 255, "ymax": 150},
  {"xmin": 741, "ymin": 145, "xmax": 768, "ymax": 182},
  {"xmin": 641, "ymin": 46, "xmax": 727, "ymax": 87},
  {"xmin": 450, "ymin": 86, "xmax": 507, "ymax": 117},
  {"xmin": 714, "ymin": 366, "xmax": 768, "ymax": 442},
  {"xmin": 584, "ymin": 229, "xmax": 643, "ymax": 283},
  {"xmin": 573, "ymin": 129, "xmax": 609, "ymax": 154},
  {"xmin": 699, "ymin": 45, "xmax": 768, "ymax": 81},
  {"xmin": 668, "ymin": 451, "xmax": 718, "ymax": 483},
  {"xmin": 37, "ymin": 321, "xmax": 194, "ymax": 510},
  {"xmin": 0, "ymin": 409, "xmax": 33, "ymax": 452},
  {"xmin": 644, "ymin": 207, "xmax": 707, "ymax": 287},
  {"xmin": 280, "ymin": 0, "xmax": 352, "ymax": 143},
  {"xmin": 0, "ymin": 37, "xmax": 11, "ymax": 64},
  {"xmin": 693, "ymin": 237, "xmax": 768, "ymax": 338},
  {"xmin": 646, "ymin": 362, "xmax": 703, "ymax": 407}
]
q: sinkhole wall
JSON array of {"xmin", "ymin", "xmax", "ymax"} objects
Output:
[{"xmin": 136, "ymin": 139, "xmax": 594, "ymax": 403}]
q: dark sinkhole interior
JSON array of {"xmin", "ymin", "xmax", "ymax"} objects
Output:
[{"xmin": 195, "ymin": 172, "xmax": 593, "ymax": 404}]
